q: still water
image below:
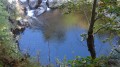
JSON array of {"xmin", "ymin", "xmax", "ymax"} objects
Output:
[{"xmin": 18, "ymin": 9, "xmax": 112, "ymax": 65}]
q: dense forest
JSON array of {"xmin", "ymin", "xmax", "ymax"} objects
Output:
[{"xmin": 0, "ymin": 0, "xmax": 120, "ymax": 67}]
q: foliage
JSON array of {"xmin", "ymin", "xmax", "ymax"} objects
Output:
[
  {"xmin": 56, "ymin": 56, "xmax": 109, "ymax": 67},
  {"xmin": 94, "ymin": 0, "xmax": 120, "ymax": 44},
  {"xmin": 59, "ymin": 0, "xmax": 92, "ymax": 15},
  {"xmin": 0, "ymin": 0, "xmax": 119, "ymax": 66},
  {"xmin": 0, "ymin": 0, "xmax": 18, "ymax": 57},
  {"xmin": 59, "ymin": 0, "xmax": 120, "ymax": 34},
  {"xmin": 60, "ymin": 0, "xmax": 120, "ymax": 66},
  {"xmin": 59, "ymin": 0, "xmax": 92, "ymax": 29},
  {"xmin": 0, "ymin": 0, "xmax": 40, "ymax": 67},
  {"xmin": 0, "ymin": 0, "xmax": 18, "ymax": 66},
  {"xmin": 68, "ymin": 56, "xmax": 108, "ymax": 67}
]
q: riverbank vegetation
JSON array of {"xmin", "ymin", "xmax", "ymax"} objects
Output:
[
  {"xmin": 0, "ymin": 0, "xmax": 120, "ymax": 67},
  {"xmin": 0, "ymin": 0, "xmax": 40, "ymax": 67},
  {"xmin": 59, "ymin": 0, "xmax": 120, "ymax": 66}
]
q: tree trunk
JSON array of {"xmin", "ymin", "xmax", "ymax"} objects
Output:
[{"xmin": 87, "ymin": 0, "xmax": 97, "ymax": 59}]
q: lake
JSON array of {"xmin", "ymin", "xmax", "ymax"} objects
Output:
[{"xmin": 18, "ymin": 9, "xmax": 112, "ymax": 65}]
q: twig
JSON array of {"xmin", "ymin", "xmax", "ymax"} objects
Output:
[
  {"xmin": 114, "ymin": 49, "xmax": 120, "ymax": 53},
  {"xmin": 94, "ymin": 25, "xmax": 106, "ymax": 34}
]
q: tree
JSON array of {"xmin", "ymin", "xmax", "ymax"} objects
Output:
[
  {"xmin": 87, "ymin": 0, "xmax": 97, "ymax": 59},
  {"xmin": 0, "ymin": 0, "xmax": 19, "ymax": 66},
  {"xmin": 87, "ymin": 0, "xmax": 120, "ymax": 59}
]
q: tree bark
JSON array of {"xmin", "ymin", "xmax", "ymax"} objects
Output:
[{"xmin": 87, "ymin": 0, "xmax": 97, "ymax": 59}]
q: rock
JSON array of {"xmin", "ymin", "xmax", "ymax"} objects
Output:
[
  {"xmin": 21, "ymin": 0, "xmax": 42, "ymax": 9},
  {"xmin": 8, "ymin": 0, "xmax": 16, "ymax": 11},
  {"xmin": 8, "ymin": 0, "xmax": 16, "ymax": 4},
  {"xmin": 35, "ymin": 7, "xmax": 45, "ymax": 16},
  {"xmin": 47, "ymin": 0, "xmax": 97, "ymax": 8},
  {"xmin": 41, "ymin": 1, "xmax": 48, "ymax": 9},
  {"xmin": 20, "ymin": 0, "xmax": 27, "ymax": 2},
  {"xmin": 47, "ymin": 0, "xmax": 71, "ymax": 8},
  {"xmin": 29, "ymin": 0, "xmax": 38, "ymax": 9},
  {"xmin": 34, "ymin": 0, "xmax": 42, "ymax": 9},
  {"xmin": 27, "ymin": 9, "xmax": 35, "ymax": 17}
]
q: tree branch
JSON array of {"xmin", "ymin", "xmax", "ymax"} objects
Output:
[{"xmin": 94, "ymin": 25, "xmax": 106, "ymax": 34}]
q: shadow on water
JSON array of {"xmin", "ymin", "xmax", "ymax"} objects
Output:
[{"xmin": 18, "ymin": 9, "xmax": 113, "ymax": 65}]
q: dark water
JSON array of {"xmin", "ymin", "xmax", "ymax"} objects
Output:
[{"xmin": 18, "ymin": 10, "xmax": 112, "ymax": 65}]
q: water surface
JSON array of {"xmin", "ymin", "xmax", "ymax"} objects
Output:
[{"xmin": 19, "ymin": 10, "xmax": 112, "ymax": 65}]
